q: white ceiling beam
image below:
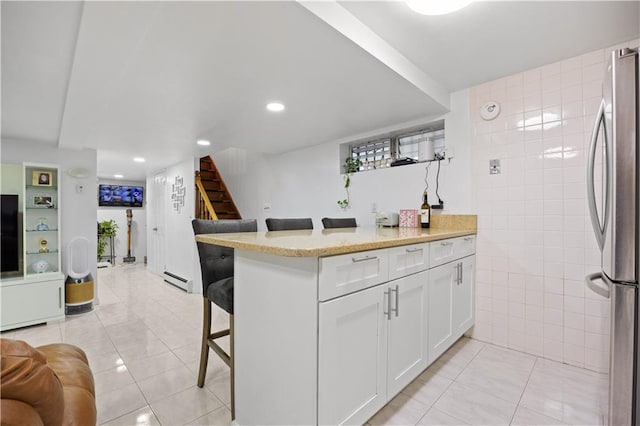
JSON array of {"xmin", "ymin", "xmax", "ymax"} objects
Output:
[{"xmin": 298, "ymin": 0, "xmax": 450, "ymax": 111}]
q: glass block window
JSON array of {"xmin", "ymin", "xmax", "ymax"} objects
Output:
[
  {"xmin": 342, "ymin": 119, "xmax": 445, "ymax": 174},
  {"xmin": 350, "ymin": 139, "xmax": 392, "ymax": 170}
]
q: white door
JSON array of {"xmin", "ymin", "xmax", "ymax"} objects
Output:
[
  {"xmin": 453, "ymin": 256, "xmax": 475, "ymax": 337},
  {"xmin": 147, "ymin": 172, "xmax": 166, "ymax": 275},
  {"xmin": 318, "ymin": 284, "xmax": 388, "ymax": 426},
  {"xmin": 428, "ymin": 262, "xmax": 456, "ymax": 364},
  {"xmin": 387, "ymin": 271, "xmax": 429, "ymax": 397}
]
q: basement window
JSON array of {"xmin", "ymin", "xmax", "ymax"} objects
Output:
[{"xmin": 340, "ymin": 120, "xmax": 446, "ymax": 173}]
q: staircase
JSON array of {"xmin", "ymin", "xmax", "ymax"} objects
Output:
[{"xmin": 195, "ymin": 156, "xmax": 242, "ymax": 220}]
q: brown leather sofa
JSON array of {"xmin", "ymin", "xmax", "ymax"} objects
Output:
[{"xmin": 1, "ymin": 338, "xmax": 96, "ymax": 426}]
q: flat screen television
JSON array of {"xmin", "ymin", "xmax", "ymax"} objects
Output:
[
  {"xmin": 98, "ymin": 184, "xmax": 144, "ymax": 207},
  {"xmin": 1, "ymin": 194, "xmax": 20, "ymax": 272}
]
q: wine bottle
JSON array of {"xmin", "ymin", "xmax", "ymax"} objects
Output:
[{"xmin": 420, "ymin": 193, "xmax": 431, "ymax": 229}]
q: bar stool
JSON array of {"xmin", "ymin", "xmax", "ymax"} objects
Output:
[
  {"xmin": 321, "ymin": 217, "xmax": 357, "ymax": 229},
  {"xmin": 192, "ymin": 218, "xmax": 257, "ymax": 420},
  {"xmin": 265, "ymin": 217, "xmax": 313, "ymax": 231}
]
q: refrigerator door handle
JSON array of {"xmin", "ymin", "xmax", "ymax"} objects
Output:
[
  {"xmin": 586, "ymin": 98, "xmax": 610, "ymax": 251},
  {"xmin": 585, "ymin": 272, "xmax": 611, "ymax": 299}
]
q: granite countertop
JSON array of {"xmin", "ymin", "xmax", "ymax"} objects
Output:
[{"xmin": 195, "ymin": 215, "xmax": 477, "ymax": 257}]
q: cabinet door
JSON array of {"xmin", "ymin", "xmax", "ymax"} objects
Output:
[
  {"xmin": 428, "ymin": 262, "xmax": 456, "ymax": 364},
  {"xmin": 318, "ymin": 284, "xmax": 388, "ymax": 425},
  {"xmin": 453, "ymin": 256, "xmax": 475, "ymax": 338},
  {"xmin": 387, "ymin": 271, "xmax": 429, "ymax": 397},
  {"xmin": 1, "ymin": 279, "xmax": 64, "ymax": 330}
]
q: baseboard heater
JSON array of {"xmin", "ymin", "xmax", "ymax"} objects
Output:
[{"xmin": 163, "ymin": 271, "xmax": 192, "ymax": 293}]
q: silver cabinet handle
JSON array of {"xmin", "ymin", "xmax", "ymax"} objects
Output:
[
  {"xmin": 384, "ymin": 289, "xmax": 392, "ymax": 320},
  {"xmin": 391, "ymin": 285, "xmax": 399, "ymax": 317},
  {"xmin": 405, "ymin": 248, "xmax": 422, "ymax": 253},
  {"xmin": 463, "ymin": 237, "xmax": 474, "ymax": 242},
  {"xmin": 58, "ymin": 287, "xmax": 62, "ymax": 308},
  {"xmin": 352, "ymin": 255, "xmax": 378, "ymax": 263},
  {"xmin": 440, "ymin": 241, "xmax": 453, "ymax": 246},
  {"xmin": 455, "ymin": 262, "xmax": 462, "ymax": 285},
  {"xmin": 586, "ymin": 98, "xmax": 610, "ymax": 251},
  {"xmin": 585, "ymin": 272, "xmax": 611, "ymax": 299}
]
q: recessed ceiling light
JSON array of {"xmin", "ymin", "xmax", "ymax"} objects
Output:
[
  {"xmin": 133, "ymin": 157, "xmax": 145, "ymax": 163},
  {"xmin": 114, "ymin": 174, "xmax": 124, "ymax": 179},
  {"xmin": 266, "ymin": 102, "xmax": 285, "ymax": 112},
  {"xmin": 197, "ymin": 139, "xmax": 211, "ymax": 146},
  {"xmin": 406, "ymin": 0, "xmax": 472, "ymax": 15}
]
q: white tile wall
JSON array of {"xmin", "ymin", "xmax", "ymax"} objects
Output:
[{"xmin": 469, "ymin": 39, "xmax": 640, "ymax": 373}]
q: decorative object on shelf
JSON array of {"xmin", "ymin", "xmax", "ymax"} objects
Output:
[
  {"xmin": 39, "ymin": 238, "xmax": 49, "ymax": 253},
  {"xmin": 97, "ymin": 219, "xmax": 118, "ymax": 260},
  {"xmin": 337, "ymin": 157, "xmax": 362, "ymax": 209},
  {"xmin": 33, "ymin": 196, "xmax": 54, "ymax": 208},
  {"xmin": 36, "ymin": 217, "xmax": 49, "ymax": 231},
  {"xmin": 31, "ymin": 258, "xmax": 49, "ymax": 274},
  {"xmin": 480, "ymin": 100, "xmax": 501, "ymax": 121},
  {"xmin": 32, "ymin": 171, "xmax": 53, "ymax": 186},
  {"xmin": 171, "ymin": 176, "xmax": 186, "ymax": 213},
  {"xmin": 399, "ymin": 209, "xmax": 419, "ymax": 227},
  {"xmin": 123, "ymin": 209, "xmax": 136, "ymax": 263}
]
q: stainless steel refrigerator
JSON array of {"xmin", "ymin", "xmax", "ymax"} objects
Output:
[{"xmin": 585, "ymin": 47, "xmax": 639, "ymax": 426}]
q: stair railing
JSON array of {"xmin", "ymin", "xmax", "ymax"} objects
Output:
[{"xmin": 195, "ymin": 171, "xmax": 218, "ymax": 220}]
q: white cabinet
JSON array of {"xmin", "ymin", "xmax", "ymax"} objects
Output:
[
  {"xmin": 387, "ymin": 271, "xmax": 429, "ymax": 396},
  {"xmin": 318, "ymin": 284, "xmax": 388, "ymax": 425},
  {"xmin": 430, "ymin": 235, "xmax": 475, "ymax": 268},
  {"xmin": 428, "ymin": 262, "xmax": 456, "ymax": 363},
  {"xmin": 0, "ymin": 163, "xmax": 64, "ymax": 331},
  {"xmin": 388, "ymin": 243, "xmax": 428, "ymax": 281},
  {"xmin": 318, "ymin": 271, "xmax": 429, "ymax": 425},
  {"xmin": 453, "ymin": 256, "xmax": 475, "ymax": 337},
  {"xmin": 1, "ymin": 277, "xmax": 64, "ymax": 331},
  {"xmin": 428, "ymin": 255, "xmax": 475, "ymax": 364},
  {"xmin": 319, "ymin": 249, "xmax": 389, "ymax": 301}
]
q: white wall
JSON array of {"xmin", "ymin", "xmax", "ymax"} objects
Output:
[
  {"xmin": 97, "ymin": 179, "xmax": 146, "ymax": 263},
  {"xmin": 215, "ymin": 90, "xmax": 472, "ymax": 231},
  {"xmin": 1, "ymin": 139, "xmax": 98, "ymax": 292},
  {"xmin": 468, "ymin": 39, "xmax": 639, "ymax": 373}
]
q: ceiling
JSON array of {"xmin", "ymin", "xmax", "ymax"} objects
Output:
[{"xmin": 2, "ymin": 1, "xmax": 638, "ymax": 181}]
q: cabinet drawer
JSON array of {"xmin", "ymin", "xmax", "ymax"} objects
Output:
[
  {"xmin": 388, "ymin": 243, "xmax": 429, "ymax": 280},
  {"xmin": 429, "ymin": 235, "xmax": 476, "ymax": 268},
  {"xmin": 319, "ymin": 249, "xmax": 389, "ymax": 301}
]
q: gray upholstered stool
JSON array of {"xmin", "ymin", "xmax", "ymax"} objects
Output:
[
  {"xmin": 321, "ymin": 217, "xmax": 357, "ymax": 229},
  {"xmin": 265, "ymin": 217, "xmax": 313, "ymax": 231},
  {"xmin": 192, "ymin": 218, "xmax": 257, "ymax": 420}
]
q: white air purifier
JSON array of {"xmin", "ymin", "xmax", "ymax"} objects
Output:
[{"xmin": 65, "ymin": 236, "xmax": 94, "ymax": 315}]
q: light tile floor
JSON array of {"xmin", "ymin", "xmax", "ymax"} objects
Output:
[{"xmin": 1, "ymin": 263, "xmax": 608, "ymax": 425}]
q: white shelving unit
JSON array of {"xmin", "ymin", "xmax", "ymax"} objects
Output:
[{"xmin": 0, "ymin": 163, "xmax": 64, "ymax": 331}]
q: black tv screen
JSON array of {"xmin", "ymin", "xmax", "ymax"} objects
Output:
[
  {"xmin": 98, "ymin": 184, "xmax": 144, "ymax": 207},
  {"xmin": 1, "ymin": 194, "xmax": 19, "ymax": 272}
]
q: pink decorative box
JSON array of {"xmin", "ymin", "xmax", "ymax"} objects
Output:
[{"xmin": 399, "ymin": 209, "xmax": 419, "ymax": 227}]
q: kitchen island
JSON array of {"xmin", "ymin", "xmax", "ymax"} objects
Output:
[{"xmin": 195, "ymin": 216, "xmax": 476, "ymax": 425}]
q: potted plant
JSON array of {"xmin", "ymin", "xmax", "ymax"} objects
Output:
[
  {"xmin": 97, "ymin": 219, "xmax": 118, "ymax": 260},
  {"xmin": 337, "ymin": 157, "xmax": 362, "ymax": 209}
]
